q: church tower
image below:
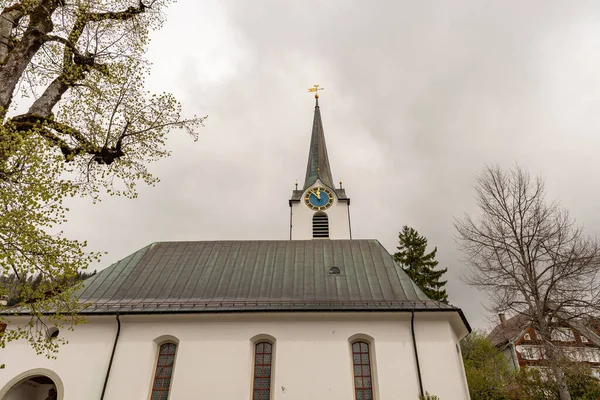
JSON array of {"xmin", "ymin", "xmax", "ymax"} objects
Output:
[{"xmin": 289, "ymin": 91, "xmax": 351, "ymax": 240}]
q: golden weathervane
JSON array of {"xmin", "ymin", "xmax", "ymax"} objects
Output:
[{"xmin": 308, "ymin": 84, "xmax": 324, "ymax": 98}]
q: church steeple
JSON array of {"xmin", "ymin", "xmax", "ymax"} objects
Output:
[
  {"xmin": 303, "ymin": 96, "xmax": 335, "ymax": 190},
  {"xmin": 289, "ymin": 87, "xmax": 351, "ymax": 241}
]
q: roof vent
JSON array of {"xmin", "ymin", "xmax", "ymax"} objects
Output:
[{"xmin": 329, "ymin": 267, "xmax": 340, "ymax": 275}]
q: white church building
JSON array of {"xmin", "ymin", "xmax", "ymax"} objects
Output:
[{"xmin": 0, "ymin": 95, "xmax": 471, "ymax": 400}]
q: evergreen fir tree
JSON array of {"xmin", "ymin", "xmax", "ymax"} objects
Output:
[
  {"xmin": 394, "ymin": 226, "xmax": 449, "ymax": 302},
  {"xmin": 1, "ymin": 270, "xmax": 97, "ymax": 306}
]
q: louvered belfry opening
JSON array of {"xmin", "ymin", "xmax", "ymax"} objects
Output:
[{"xmin": 313, "ymin": 212, "xmax": 329, "ymax": 239}]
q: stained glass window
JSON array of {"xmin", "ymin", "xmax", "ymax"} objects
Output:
[
  {"xmin": 253, "ymin": 341, "xmax": 273, "ymax": 400},
  {"xmin": 151, "ymin": 342, "xmax": 177, "ymax": 400},
  {"xmin": 352, "ymin": 341, "xmax": 373, "ymax": 400}
]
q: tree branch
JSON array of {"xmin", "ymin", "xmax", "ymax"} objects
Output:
[{"xmin": 27, "ymin": 2, "xmax": 152, "ymax": 118}]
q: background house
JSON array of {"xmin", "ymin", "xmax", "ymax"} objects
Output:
[{"xmin": 488, "ymin": 313, "xmax": 600, "ymax": 379}]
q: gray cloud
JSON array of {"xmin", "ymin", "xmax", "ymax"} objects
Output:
[{"xmin": 63, "ymin": 0, "xmax": 600, "ymax": 330}]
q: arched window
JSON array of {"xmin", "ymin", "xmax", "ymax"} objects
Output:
[
  {"xmin": 151, "ymin": 342, "xmax": 177, "ymax": 400},
  {"xmin": 0, "ymin": 369, "xmax": 64, "ymax": 400},
  {"xmin": 313, "ymin": 212, "xmax": 329, "ymax": 238},
  {"xmin": 352, "ymin": 341, "xmax": 374, "ymax": 400},
  {"xmin": 252, "ymin": 341, "xmax": 273, "ymax": 400}
]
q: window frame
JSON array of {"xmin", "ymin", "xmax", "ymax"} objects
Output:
[
  {"xmin": 349, "ymin": 335, "xmax": 377, "ymax": 400},
  {"xmin": 148, "ymin": 337, "xmax": 179, "ymax": 400},
  {"xmin": 551, "ymin": 327, "xmax": 575, "ymax": 342},
  {"xmin": 586, "ymin": 348, "xmax": 600, "ymax": 363},
  {"xmin": 250, "ymin": 335, "xmax": 276, "ymax": 400},
  {"xmin": 519, "ymin": 345, "xmax": 544, "ymax": 360}
]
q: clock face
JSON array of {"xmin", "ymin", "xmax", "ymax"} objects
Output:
[{"xmin": 304, "ymin": 187, "xmax": 334, "ymax": 210}]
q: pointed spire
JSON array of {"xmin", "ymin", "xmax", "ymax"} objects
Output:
[{"xmin": 303, "ymin": 98, "xmax": 335, "ymax": 190}]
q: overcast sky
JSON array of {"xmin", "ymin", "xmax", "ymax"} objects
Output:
[{"xmin": 62, "ymin": 0, "xmax": 600, "ymax": 330}]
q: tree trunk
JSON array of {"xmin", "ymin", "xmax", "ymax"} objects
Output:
[
  {"xmin": 546, "ymin": 344, "xmax": 571, "ymax": 400},
  {"xmin": 552, "ymin": 364, "xmax": 571, "ymax": 400}
]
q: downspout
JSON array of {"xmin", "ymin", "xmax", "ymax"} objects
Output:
[
  {"xmin": 101, "ymin": 314, "xmax": 121, "ymax": 400},
  {"xmin": 411, "ymin": 311, "xmax": 424, "ymax": 397}
]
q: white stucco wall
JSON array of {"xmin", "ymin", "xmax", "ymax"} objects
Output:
[
  {"xmin": 291, "ymin": 180, "xmax": 351, "ymax": 240},
  {"xmin": 0, "ymin": 318, "xmax": 115, "ymax": 400},
  {"xmin": 0, "ymin": 312, "xmax": 469, "ymax": 400},
  {"xmin": 413, "ymin": 315, "xmax": 471, "ymax": 400}
]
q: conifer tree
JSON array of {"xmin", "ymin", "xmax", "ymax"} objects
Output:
[{"xmin": 394, "ymin": 226, "xmax": 449, "ymax": 302}]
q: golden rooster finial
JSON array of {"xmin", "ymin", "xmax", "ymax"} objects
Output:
[{"xmin": 308, "ymin": 84, "xmax": 324, "ymax": 99}]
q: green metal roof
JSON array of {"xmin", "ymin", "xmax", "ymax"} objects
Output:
[{"xmin": 75, "ymin": 240, "xmax": 462, "ymax": 315}]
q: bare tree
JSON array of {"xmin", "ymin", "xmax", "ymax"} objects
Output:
[{"xmin": 455, "ymin": 165, "xmax": 600, "ymax": 400}]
